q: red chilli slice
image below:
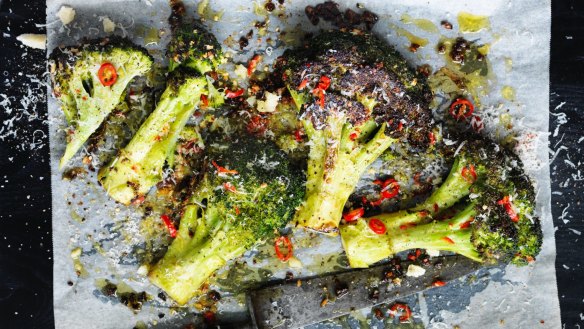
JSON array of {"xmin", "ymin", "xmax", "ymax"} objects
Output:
[
  {"xmin": 225, "ymin": 88, "xmax": 244, "ymax": 98},
  {"xmin": 223, "ymin": 182, "xmax": 238, "ymax": 193},
  {"xmin": 461, "ymin": 164, "xmax": 477, "ymax": 183},
  {"xmin": 247, "ymin": 54, "xmax": 262, "ymax": 76},
  {"xmin": 459, "ymin": 218, "xmax": 474, "ymax": 229},
  {"xmin": 428, "ymin": 131, "xmax": 436, "ymax": 145},
  {"xmin": 317, "ymin": 76, "xmax": 331, "ymax": 91},
  {"xmin": 343, "ymin": 208, "xmax": 365, "ymax": 222},
  {"xmin": 442, "ymin": 236, "xmax": 455, "ymax": 244},
  {"xmin": 160, "ymin": 214, "xmax": 177, "ymax": 238},
  {"xmin": 497, "ymin": 196, "xmax": 519, "ymax": 222},
  {"xmin": 317, "ymin": 89, "xmax": 325, "ymax": 108},
  {"xmin": 389, "ymin": 303, "xmax": 412, "ymax": 322},
  {"xmin": 274, "ymin": 236, "xmax": 293, "ymax": 261},
  {"xmin": 449, "ymin": 98, "xmax": 474, "ymax": 121},
  {"xmin": 297, "ymin": 78, "xmax": 309, "ymax": 90},
  {"xmin": 368, "ymin": 218, "xmax": 386, "ymax": 234},
  {"xmin": 432, "ymin": 280, "xmax": 446, "ymax": 287},
  {"xmin": 200, "ymin": 94, "xmax": 209, "ymax": 107},
  {"xmin": 98, "ymin": 63, "xmax": 117, "ymax": 87},
  {"xmin": 294, "ymin": 129, "xmax": 304, "ymax": 142},
  {"xmin": 212, "ymin": 160, "xmax": 238, "ymax": 175}
]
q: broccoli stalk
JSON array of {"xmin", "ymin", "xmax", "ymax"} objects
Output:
[
  {"xmin": 148, "ymin": 137, "xmax": 305, "ymax": 305},
  {"xmin": 340, "ymin": 138, "xmax": 543, "ymax": 268},
  {"xmin": 98, "ymin": 71, "xmax": 207, "ymax": 204},
  {"xmin": 49, "ymin": 39, "xmax": 153, "ymax": 168},
  {"xmin": 148, "ymin": 201, "xmax": 250, "ymax": 304},
  {"xmin": 98, "ymin": 21, "xmax": 223, "ymax": 205},
  {"xmin": 297, "ymin": 115, "xmax": 395, "ymax": 234},
  {"xmin": 273, "ymin": 30, "xmax": 433, "ymax": 235}
]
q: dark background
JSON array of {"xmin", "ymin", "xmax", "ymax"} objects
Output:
[{"xmin": 0, "ymin": 0, "xmax": 582, "ymax": 328}]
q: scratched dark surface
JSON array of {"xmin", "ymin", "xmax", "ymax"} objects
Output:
[{"xmin": 0, "ymin": 0, "xmax": 582, "ymax": 328}]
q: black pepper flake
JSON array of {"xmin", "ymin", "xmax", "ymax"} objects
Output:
[
  {"xmin": 437, "ymin": 43, "xmax": 446, "ymax": 54},
  {"xmin": 285, "ymin": 271, "xmax": 294, "ymax": 282},
  {"xmin": 67, "ymin": 280, "xmax": 74, "ymax": 286},
  {"xmin": 450, "ymin": 37, "xmax": 471, "ymax": 64},
  {"xmin": 441, "ymin": 20, "xmax": 453, "ymax": 30},
  {"xmin": 417, "ymin": 64, "xmax": 432, "ymax": 77},
  {"xmin": 238, "ymin": 36, "xmax": 249, "ymax": 50},
  {"xmin": 409, "ymin": 43, "xmax": 420, "ymax": 53},
  {"xmin": 101, "ymin": 282, "xmax": 118, "ymax": 296},
  {"xmin": 158, "ymin": 313, "xmax": 165, "ymax": 318},
  {"xmin": 373, "ymin": 307, "xmax": 384, "ymax": 319},
  {"xmin": 207, "ymin": 290, "xmax": 221, "ymax": 302},
  {"xmin": 265, "ymin": 1, "xmax": 276, "ymax": 12},
  {"xmin": 158, "ymin": 291, "xmax": 167, "ymax": 301}
]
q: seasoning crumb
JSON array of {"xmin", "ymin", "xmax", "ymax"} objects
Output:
[
  {"xmin": 238, "ymin": 36, "xmax": 249, "ymax": 50},
  {"xmin": 265, "ymin": 1, "xmax": 276, "ymax": 12},
  {"xmin": 320, "ymin": 296, "xmax": 329, "ymax": 307},
  {"xmin": 441, "ymin": 20, "xmax": 453, "ymax": 29},
  {"xmin": 373, "ymin": 308, "xmax": 384, "ymax": 319}
]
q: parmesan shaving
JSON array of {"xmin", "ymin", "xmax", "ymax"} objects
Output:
[
  {"xmin": 16, "ymin": 34, "xmax": 46, "ymax": 49},
  {"xmin": 102, "ymin": 17, "xmax": 116, "ymax": 33},
  {"xmin": 57, "ymin": 6, "xmax": 76, "ymax": 25},
  {"xmin": 406, "ymin": 264, "xmax": 426, "ymax": 277},
  {"xmin": 257, "ymin": 92, "xmax": 280, "ymax": 113}
]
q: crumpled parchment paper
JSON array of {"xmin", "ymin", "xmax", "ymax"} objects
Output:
[{"xmin": 47, "ymin": 0, "xmax": 558, "ymax": 328}]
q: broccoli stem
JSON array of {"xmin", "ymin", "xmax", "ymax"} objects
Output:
[
  {"xmin": 149, "ymin": 233, "xmax": 248, "ymax": 305},
  {"xmin": 148, "ymin": 203, "xmax": 250, "ymax": 305},
  {"xmin": 341, "ymin": 203, "xmax": 481, "ymax": 268},
  {"xmin": 388, "ymin": 204, "xmax": 481, "ymax": 262},
  {"xmin": 98, "ymin": 79, "xmax": 206, "ymax": 205},
  {"xmin": 296, "ymin": 118, "xmax": 395, "ymax": 235},
  {"xmin": 412, "ymin": 156, "xmax": 473, "ymax": 215}
]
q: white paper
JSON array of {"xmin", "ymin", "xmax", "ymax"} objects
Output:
[{"xmin": 46, "ymin": 1, "xmax": 558, "ymax": 328}]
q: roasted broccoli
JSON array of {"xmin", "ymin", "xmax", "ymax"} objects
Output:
[
  {"xmin": 340, "ymin": 137, "xmax": 543, "ymax": 268},
  {"xmin": 148, "ymin": 136, "xmax": 305, "ymax": 305},
  {"xmin": 98, "ymin": 20, "xmax": 223, "ymax": 205},
  {"xmin": 49, "ymin": 38, "xmax": 153, "ymax": 168},
  {"xmin": 271, "ymin": 30, "xmax": 433, "ymax": 234}
]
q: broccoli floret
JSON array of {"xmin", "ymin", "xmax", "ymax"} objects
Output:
[
  {"xmin": 148, "ymin": 137, "xmax": 305, "ymax": 305},
  {"xmin": 167, "ymin": 20, "xmax": 222, "ymax": 74},
  {"xmin": 98, "ymin": 20, "xmax": 223, "ymax": 205},
  {"xmin": 340, "ymin": 137, "xmax": 543, "ymax": 268},
  {"xmin": 49, "ymin": 37, "xmax": 153, "ymax": 168},
  {"xmin": 272, "ymin": 30, "xmax": 433, "ymax": 235}
]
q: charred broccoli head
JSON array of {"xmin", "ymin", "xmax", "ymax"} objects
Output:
[
  {"xmin": 49, "ymin": 37, "xmax": 153, "ymax": 168},
  {"xmin": 340, "ymin": 136, "xmax": 542, "ymax": 268},
  {"xmin": 148, "ymin": 136, "xmax": 305, "ymax": 304},
  {"xmin": 271, "ymin": 30, "xmax": 433, "ymax": 234}
]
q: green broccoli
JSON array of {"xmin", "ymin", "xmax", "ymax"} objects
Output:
[
  {"xmin": 98, "ymin": 20, "xmax": 223, "ymax": 205},
  {"xmin": 49, "ymin": 38, "xmax": 153, "ymax": 168},
  {"xmin": 340, "ymin": 137, "xmax": 543, "ymax": 268},
  {"xmin": 148, "ymin": 136, "xmax": 305, "ymax": 305},
  {"xmin": 271, "ymin": 30, "xmax": 433, "ymax": 235}
]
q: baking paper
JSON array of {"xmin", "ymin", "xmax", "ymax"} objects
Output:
[{"xmin": 47, "ymin": 0, "xmax": 558, "ymax": 328}]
